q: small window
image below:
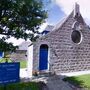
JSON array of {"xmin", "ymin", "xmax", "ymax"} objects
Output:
[{"xmin": 71, "ymin": 30, "xmax": 81, "ymax": 43}]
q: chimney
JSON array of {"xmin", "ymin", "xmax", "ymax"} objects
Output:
[{"xmin": 73, "ymin": 3, "xmax": 80, "ymax": 17}]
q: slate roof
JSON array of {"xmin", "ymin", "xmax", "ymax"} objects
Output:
[
  {"xmin": 41, "ymin": 25, "xmax": 54, "ymax": 35},
  {"xmin": 44, "ymin": 25, "xmax": 54, "ymax": 32}
]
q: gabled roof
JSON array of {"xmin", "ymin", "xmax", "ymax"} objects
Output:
[
  {"xmin": 52, "ymin": 16, "xmax": 68, "ymax": 31},
  {"xmin": 33, "ymin": 3, "xmax": 87, "ymax": 44},
  {"xmin": 42, "ymin": 3, "xmax": 86, "ymax": 37},
  {"xmin": 42, "ymin": 12, "xmax": 73, "ymax": 37}
]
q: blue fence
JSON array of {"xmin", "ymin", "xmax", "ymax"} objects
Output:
[{"xmin": 0, "ymin": 62, "xmax": 20, "ymax": 84}]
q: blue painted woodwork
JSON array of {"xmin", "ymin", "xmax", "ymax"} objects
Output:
[
  {"xmin": 0, "ymin": 62, "xmax": 20, "ymax": 84},
  {"xmin": 42, "ymin": 31, "xmax": 50, "ymax": 35},
  {"xmin": 39, "ymin": 45, "xmax": 48, "ymax": 70},
  {"xmin": 0, "ymin": 52, "xmax": 3, "ymax": 58}
]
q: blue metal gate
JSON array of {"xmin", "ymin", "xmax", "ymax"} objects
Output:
[{"xmin": 39, "ymin": 45, "xmax": 48, "ymax": 70}]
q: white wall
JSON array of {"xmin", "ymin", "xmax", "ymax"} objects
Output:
[{"xmin": 27, "ymin": 45, "xmax": 33, "ymax": 78}]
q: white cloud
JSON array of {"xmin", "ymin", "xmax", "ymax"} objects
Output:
[
  {"xmin": 6, "ymin": 37, "xmax": 25, "ymax": 46},
  {"xmin": 38, "ymin": 22, "xmax": 48, "ymax": 32},
  {"xmin": 0, "ymin": 34, "xmax": 24, "ymax": 46},
  {"xmin": 54, "ymin": 0, "xmax": 90, "ymax": 24}
]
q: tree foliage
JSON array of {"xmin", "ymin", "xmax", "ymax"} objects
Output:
[{"xmin": 0, "ymin": 0, "xmax": 47, "ymax": 52}]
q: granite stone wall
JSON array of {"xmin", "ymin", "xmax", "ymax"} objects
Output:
[{"xmin": 33, "ymin": 11, "xmax": 90, "ymax": 75}]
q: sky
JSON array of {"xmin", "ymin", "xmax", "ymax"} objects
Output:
[
  {"xmin": 7, "ymin": 0, "xmax": 90, "ymax": 45},
  {"xmin": 52, "ymin": 0, "xmax": 90, "ymax": 24},
  {"xmin": 52, "ymin": 0, "xmax": 90, "ymax": 23}
]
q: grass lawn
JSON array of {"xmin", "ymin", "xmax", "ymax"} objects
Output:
[
  {"xmin": 0, "ymin": 58, "xmax": 27, "ymax": 68},
  {"xmin": 20, "ymin": 60, "xmax": 27, "ymax": 68},
  {"xmin": 63, "ymin": 74, "xmax": 90, "ymax": 88},
  {"xmin": 0, "ymin": 82, "xmax": 39, "ymax": 90}
]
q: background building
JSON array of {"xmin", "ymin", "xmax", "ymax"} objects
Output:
[{"xmin": 10, "ymin": 41, "xmax": 31, "ymax": 61}]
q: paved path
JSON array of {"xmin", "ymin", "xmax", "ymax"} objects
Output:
[
  {"xmin": 20, "ymin": 69, "xmax": 72, "ymax": 90},
  {"xmin": 20, "ymin": 69, "xmax": 88, "ymax": 90},
  {"xmin": 32, "ymin": 75, "xmax": 73, "ymax": 90}
]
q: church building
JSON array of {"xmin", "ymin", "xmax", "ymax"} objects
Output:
[{"xmin": 28, "ymin": 3, "xmax": 90, "ymax": 77}]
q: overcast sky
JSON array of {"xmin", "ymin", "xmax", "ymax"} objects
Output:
[{"xmin": 7, "ymin": 0, "xmax": 90, "ymax": 45}]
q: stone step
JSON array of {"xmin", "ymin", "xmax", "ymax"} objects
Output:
[{"xmin": 33, "ymin": 71, "xmax": 56, "ymax": 78}]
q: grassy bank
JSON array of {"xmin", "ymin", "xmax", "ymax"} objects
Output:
[{"xmin": 63, "ymin": 74, "xmax": 90, "ymax": 88}]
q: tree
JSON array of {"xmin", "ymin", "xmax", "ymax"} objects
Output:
[{"xmin": 0, "ymin": 0, "xmax": 47, "ymax": 52}]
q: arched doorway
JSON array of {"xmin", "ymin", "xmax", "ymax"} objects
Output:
[{"xmin": 39, "ymin": 44, "xmax": 48, "ymax": 70}]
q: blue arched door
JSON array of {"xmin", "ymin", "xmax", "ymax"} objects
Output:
[{"xmin": 39, "ymin": 45, "xmax": 48, "ymax": 70}]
